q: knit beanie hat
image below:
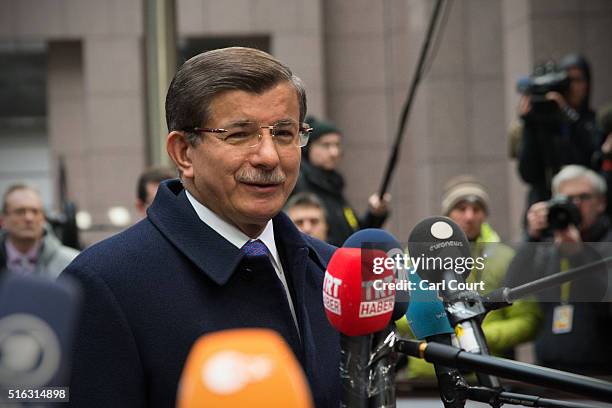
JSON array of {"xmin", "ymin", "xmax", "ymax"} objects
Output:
[
  {"xmin": 441, "ymin": 175, "xmax": 490, "ymax": 216},
  {"xmin": 302, "ymin": 116, "xmax": 341, "ymax": 161}
]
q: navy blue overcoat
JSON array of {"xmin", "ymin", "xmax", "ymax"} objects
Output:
[{"xmin": 62, "ymin": 180, "xmax": 340, "ymax": 407}]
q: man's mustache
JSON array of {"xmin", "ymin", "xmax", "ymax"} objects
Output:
[{"xmin": 236, "ymin": 168, "xmax": 287, "ymax": 185}]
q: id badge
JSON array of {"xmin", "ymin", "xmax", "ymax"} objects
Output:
[{"xmin": 552, "ymin": 304, "xmax": 574, "ymax": 334}]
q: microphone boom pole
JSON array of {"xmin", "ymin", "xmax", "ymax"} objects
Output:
[
  {"xmin": 392, "ymin": 338, "xmax": 612, "ymax": 403},
  {"xmin": 483, "ymin": 255, "xmax": 612, "ymax": 311},
  {"xmin": 378, "ymin": 0, "xmax": 445, "ymax": 197}
]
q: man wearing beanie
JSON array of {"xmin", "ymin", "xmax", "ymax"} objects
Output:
[
  {"xmin": 291, "ymin": 116, "xmax": 390, "ymax": 246},
  {"xmin": 396, "ymin": 176, "xmax": 541, "ymax": 380}
]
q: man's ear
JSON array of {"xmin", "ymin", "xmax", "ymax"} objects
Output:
[
  {"xmin": 166, "ymin": 131, "xmax": 194, "ymax": 179},
  {"xmin": 598, "ymin": 196, "xmax": 607, "ymax": 215}
]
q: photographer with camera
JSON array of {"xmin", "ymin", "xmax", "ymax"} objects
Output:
[
  {"xmin": 517, "ymin": 54, "xmax": 601, "ymax": 216},
  {"xmin": 506, "ymin": 165, "xmax": 612, "ymax": 375}
]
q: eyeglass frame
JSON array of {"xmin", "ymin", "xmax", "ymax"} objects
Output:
[
  {"xmin": 182, "ymin": 121, "xmax": 312, "ymax": 148},
  {"xmin": 564, "ymin": 192, "xmax": 600, "ymax": 204}
]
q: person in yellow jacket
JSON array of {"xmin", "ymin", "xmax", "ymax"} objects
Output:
[{"xmin": 396, "ymin": 176, "xmax": 542, "ymax": 379}]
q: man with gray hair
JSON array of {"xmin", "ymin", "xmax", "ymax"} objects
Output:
[
  {"xmin": 506, "ymin": 164, "xmax": 612, "ymax": 375},
  {"xmin": 62, "ymin": 47, "xmax": 340, "ymax": 407}
]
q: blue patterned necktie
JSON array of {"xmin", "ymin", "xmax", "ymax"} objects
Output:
[{"xmin": 241, "ymin": 240, "xmax": 270, "ymax": 258}]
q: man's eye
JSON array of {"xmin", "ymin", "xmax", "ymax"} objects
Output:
[
  {"xmin": 224, "ymin": 132, "xmax": 252, "ymax": 143},
  {"xmin": 273, "ymin": 128, "xmax": 296, "ymax": 142}
]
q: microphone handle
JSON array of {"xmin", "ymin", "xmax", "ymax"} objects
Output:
[
  {"xmin": 444, "ymin": 296, "xmax": 501, "ymax": 389},
  {"xmin": 340, "ymin": 334, "xmax": 371, "ymax": 408},
  {"xmin": 454, "ymin": 318, "xmax": 501, "ymax": 389},
  {"xmin": 369, "ymin": 327, "xmax": 396, "ymax": 408},
  {"xmin": 426, "ymin": 334, "xmax": 468, "ymax": 408}
]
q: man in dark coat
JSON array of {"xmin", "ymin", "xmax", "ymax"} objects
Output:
[
  {"xmin": 62, "ymin": 47, "xmax": 340, "ymax": 407},
  {"xmin": 292, "ymin": 116, "xmax": 390, "ymax": 247},
  {"xmin": 506, "ymin": 165, "xmax": 612, "ymax": 375},
  {"xmin": 518, "ymin": 54, "xmax": 601, "ymax": 214}
]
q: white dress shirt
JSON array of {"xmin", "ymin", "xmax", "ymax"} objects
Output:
[{"xmin": 185, "ymin": 190, "xmax": 300, "ymax": 336}]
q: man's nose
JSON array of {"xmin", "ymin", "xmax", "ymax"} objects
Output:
[
  {"xmin": 301, "ymin": 219, "xmax": 313, "ymax": 233},
  {"xmin": 329, "ymin": 145, "xmax": 340, "ymax": 158},
  {"xmin": 250, "ymin": 131, "xmax": 281, "ymax": 168}
]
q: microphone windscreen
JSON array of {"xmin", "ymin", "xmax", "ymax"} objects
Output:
[
  {"xmin": 177, "ymin": 328, "xmax": 313, "ymax": 408},
  {"xmin": 0, "ymin": 273, "xmax": 81, "ymax": 388},
  {"xmin": 405, "ymin": 273, "xmax": 453, "ymax": 339},
  {"xmin": 407, "ymin": 216, "xmax": 471, "ymax": 283},
  {"xmin": 324, "ymin": 247, "xmax": 395, "ymax": 336},
  {"xmin": 342, "ymin": 228, "xmax": 408, "ymax": 322}
]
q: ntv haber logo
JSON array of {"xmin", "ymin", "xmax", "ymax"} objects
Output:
[{"xmin": 360, "ymin": 276, "xmax": 394, "ymax": 318}]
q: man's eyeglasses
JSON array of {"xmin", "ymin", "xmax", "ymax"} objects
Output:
[
  {"xmin": 6, "ymin": 207, "xmax": 43, "ymax": 217},
  {"xmin": 183, "ymin": 121, "xmax": 312, "ymax": 149},
  {"xmin": 566, "ymin": 193, "xmax": 597, "ymax": 204}
]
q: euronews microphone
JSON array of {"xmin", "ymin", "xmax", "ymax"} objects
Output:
[
  {"xmin": 406, "ymin": 271, "xmax": 469, "ymax": 408},
  {"xmin": 343, "ymin": 228, "xmax": 407, "ymax": 408},
  {"xmin": 323, "ymin": 247, "xmax": 396, "ymax": 408},
  {"xmin": 0, "ymin": 273, "xmax": 81, "ymax": 403},
  {"xmin": 408, "ymin": 216, "xmax": 500, "ymax": 389},
  {"xmin": 176, "ymin": 328, "xmax": 313, "ymax": 408}
]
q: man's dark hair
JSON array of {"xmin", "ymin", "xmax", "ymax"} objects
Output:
[
  {"xmin": 136, "ymin": 166, "xmax": 176, "ymax": 203},
  {"xmin": 285, "ymin": 192, "xmax": 325, "ymax": 214},
  {"xmin": 2, "ymin": 183, "xmax": 41, "ymax": 214},
  {"xmin": 165, "ymin": 47, "xmax": 307, "ymax": 145}
]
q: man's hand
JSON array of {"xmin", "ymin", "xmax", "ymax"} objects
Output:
[
  {"xmin": 545, "ymin": 91, "xmax": 569, "ymax": 110},
  {"xmin": 527, "ymin": 201, "xmax": 548, "ymax": 239},
  {"xmin": 368, "ymin": 193, "xmax": 391, "ymax": 217},
  {"xmin": 518, "ymin": 95, "xmax": 532, "ymax": 117},
  {"xmin": 601, "ymin": 133, "xmax": 612, "ymax": 155},
  {"xmin": 554, "ymin": 224, "xmax": 583, "ymax": 256}
]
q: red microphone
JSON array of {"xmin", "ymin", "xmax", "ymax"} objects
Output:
[
  {"xmin": 177, "ymin": 328, "xmax": 313, "ymax": 408},
  {"xmin": 323, "ymin": 247, "xmax": 396, "ymax": 408},
  {"xmin": 323, "ymin": 247, "xmax": 396, "ymax": 336}
]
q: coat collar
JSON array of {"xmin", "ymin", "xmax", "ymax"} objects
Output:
[{"xmin": 147, "ymin": 180, "xmax": 325, "ymax": 285}]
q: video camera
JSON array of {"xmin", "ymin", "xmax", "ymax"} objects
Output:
[{"xmin": 517, "ymin": 61, "xmax": 571, "ymax": 118}]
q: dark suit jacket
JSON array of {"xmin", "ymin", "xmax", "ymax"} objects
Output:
[{"xmin": 61, "ymin": 180, "xmax": 340, "ymax": 407}]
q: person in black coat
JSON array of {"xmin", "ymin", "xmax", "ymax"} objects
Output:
[
  {"xmin": 518, "ymin": 54, "xmax": 601, "ymax": 214},
  {"xmin": 292, "ymin": 116, "xmax": 390, "ymax": 247},
  {"xmin": 61, "ymin": 47, "xmax": 341, "ymax": 407},
  {"xmin": 506, "ymin": 165, "xmax": 612, "ymax": 375}
]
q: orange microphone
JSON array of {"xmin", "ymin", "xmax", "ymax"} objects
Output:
[{"xmin": 176, "ymin": 328, "xmax": 313, "ymax": 408}]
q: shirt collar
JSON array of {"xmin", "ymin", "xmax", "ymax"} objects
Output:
[
  {"xmin": 5, "ymin": 239, "xmax": 40, "ymax": 264},
  {"xmin": 185, "ymin": 190, "xmax": 281, "ymax": 268}
]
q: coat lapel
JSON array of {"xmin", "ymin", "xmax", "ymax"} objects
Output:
[
  {"xmin": 273, "ymin": 212, "xmax": 328, "ymax": 376},
  {"xmin": 146, "ymin": 180, "xmax": 244, "ymax": 286}
]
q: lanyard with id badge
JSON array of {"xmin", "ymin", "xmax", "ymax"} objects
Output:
[{"xmin": 552, "ymin": 258, "xmax": 574, "ymax": 334}]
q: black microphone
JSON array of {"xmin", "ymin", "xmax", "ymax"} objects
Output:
[
  {"xmin": 0, "ymin": 273, "xmax": 81, "ymax": 395},
  {"xmin": 408, "ymin": 216, "xmax": 500, "ymax": 389}
]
